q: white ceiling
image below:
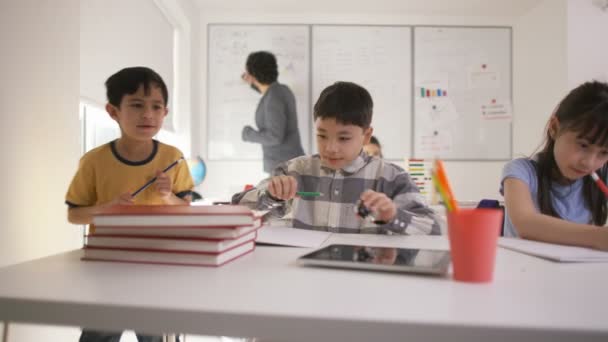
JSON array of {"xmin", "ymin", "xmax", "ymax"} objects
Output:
[{"xmin": 191, "ymin": 0, "xmax": 543, "ymax": 17}]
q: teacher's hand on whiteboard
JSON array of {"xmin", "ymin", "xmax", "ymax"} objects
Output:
[
  {"xmin": 241, "ymin": 72, "xmax": 254, "ymax": 84},
  {"xmin": 242, "ymin": 125, "xmax": 256, "ymax": 141}
]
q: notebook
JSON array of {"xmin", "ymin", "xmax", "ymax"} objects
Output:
[
  {"xmin": 498, "ymin": 237, "xmax": 608, "ymax": 262},
  {"xmin": 93, "ymin": 204, "xmax": 257, "ymax": 227}
]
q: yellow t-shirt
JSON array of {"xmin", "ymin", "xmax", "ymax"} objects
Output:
[{"xmin": 66, "ymin": 140, "xmax": 194, "ymax": 207}]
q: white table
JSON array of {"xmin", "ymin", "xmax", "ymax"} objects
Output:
[{"xmin": 0, "ymin": 236, "xmax": 607, "ymax": 341}]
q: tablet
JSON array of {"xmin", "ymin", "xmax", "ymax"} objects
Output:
[{"xmin": 297, "ymin": 244, "xmax": 451, "ymax": 275}]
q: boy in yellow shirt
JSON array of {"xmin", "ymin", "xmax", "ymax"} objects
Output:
[{"xmin": 65, "ymin": 66, "xmax": 193, "ymax": 342}]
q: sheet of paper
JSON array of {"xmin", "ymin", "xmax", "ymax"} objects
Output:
[
  {"xmin": 498, "ymin": 238, "xmax": 608, "ymax": 262},
  {"xmin": 325, "ymin": 233, "xmax": 449, "ymax": 250},
  {"xmin": 255, "ymin": 226, "xmax": 332, "ymax": 248}
]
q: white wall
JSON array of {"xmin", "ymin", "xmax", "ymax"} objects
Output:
[
  {"xmin": 80, "ymin": 0, "xmax": 174, "ymax": 109},
  {"xmin": 80, "ymin": 0, "xmax": 194, "ymax": 156},
  {"xmin": 513, "ymin": 0, "xmax": 569, "ymax": 156},
  {"xmin": 567, "ymin": 0, "xmax": 608, "ymax": 87},
  {"xmin": 0, "ymin": 0, "xmax": 82, "ymax": 340},
  {"xmin": 0, "ymin": 0, "xmax": 82, "ymax": 272},
  {"xmin": 194, "ymin": 3, "xmax": 570, "ymax": 202}
]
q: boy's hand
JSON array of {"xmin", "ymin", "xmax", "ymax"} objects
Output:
[
  {"xmin": 373, "ymin": 247, "xmax": 398, "ymax": 265},
  {"xmin": 109, "ymin": 192, "xmax": 134, "ymax": 206},
  {"xmin": 267, "ymin": 175, "xmax": 298, "ymax": 200},
  {"xmin": 359, "ymin": 190, "xmax": 397, "ymax": 223},
  {"xmin": 155, "ymin": 170, "xmax": 173, "ymax": 200}
]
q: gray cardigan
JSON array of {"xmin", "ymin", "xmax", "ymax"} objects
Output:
[{"xmin": 243, "ymin": 82, "xmax": 305, "ymax": 172}]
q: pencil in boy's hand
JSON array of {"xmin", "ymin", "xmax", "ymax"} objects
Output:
[
  {"xmin": 433, "ymin": 159, "xmax": 459, "ymax": 212},
  {"xmin": 590, "ymin": 172, "xmax": 608, "ymax": 198},
  {"xmin": 131, "ymin": 157, "xmax": 184, "ymax": 197},
  {"xmin": 296, "ymin": 191, "xmax": 323, "ymax": 197}
]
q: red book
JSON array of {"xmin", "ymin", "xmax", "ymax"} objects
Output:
[
  {"xmin": 82, "ymin": 241, "xmax": 255, "ymax": 267},
  {"xmin": 86, "ymin": 231, "xmax": 257, "ymax": 253},
  {"xmin": 93, "ymin": 204, "xmax": 258, "ymax": 227},
  {"xmin": 93, "ymin": 218, "xmax": 261, "ymax": 239}
]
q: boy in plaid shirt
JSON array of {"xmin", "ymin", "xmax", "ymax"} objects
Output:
[{"xmin": 234, "ymin": 81, "xmax": 441, "ymax": 235}]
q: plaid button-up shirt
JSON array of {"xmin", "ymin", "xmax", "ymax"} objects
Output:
[{"xmin": 234, "ymin": 152, "xmax": 442, "ymax": 235}]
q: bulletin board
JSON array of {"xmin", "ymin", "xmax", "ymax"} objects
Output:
[
  {"xmin": 207, "ymin": 24, "xmax": 512, "ymax": 161},
  {"xmin": 312, "ymin": 25, "xmax": 412, "ymax": 159},
  {"xmin": 413, "ymin": 26, "xmax": 512, "ymax": 160}
]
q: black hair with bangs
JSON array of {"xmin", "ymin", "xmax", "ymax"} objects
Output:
[
  {"xmin": 313, "ymin": 81, "xmax": 373, "ymax": 129},
  {"xmin": 105, "ymin": 66, "xmax": 168, "ymax": 107},
  {"xmin": 536, "ymin": 81, "xmax": 608, "ymax": 225}
]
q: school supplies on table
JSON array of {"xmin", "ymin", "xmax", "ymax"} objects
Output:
[
  {"xmin": 85, "ymin": 205, "xmax": 261, "ymax": 267},
  {"xmin": 131, "ymin": 157, "xmax": 184, "ymax": 197},
  {"xmin": 448, "ymin": 209, "xmax": 503, "ymax": 282},
  {"xmin": 590, "ymin": 172, "xmax": 608, "ymax": 198},
  {"xmin": 431, "ymin": 159, "xmax": 459, "ymax": 212},
  {"xmin": 498, "ymin": 238, "xmax": 608, "ymax": 262}
]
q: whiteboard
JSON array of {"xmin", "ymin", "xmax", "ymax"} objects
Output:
[
  {"xmin": 207, "ymin": 24, "xmax": 310, "ymax": 160},
  {"xmin": 312, "ymin": 26, "xmax": 412, "ymax": 160},
  {"xmin": 413, "ymin": 27, "xmax": 512, "ymax": 160}
]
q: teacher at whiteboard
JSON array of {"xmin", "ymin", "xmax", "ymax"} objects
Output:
[{"xmin": 241, "ymin": 51, "xmax": 305, "ymax": 173}]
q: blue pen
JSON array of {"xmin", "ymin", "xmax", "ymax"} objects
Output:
[{"xmin": 131, "ymin": 157, "xmax": 184, "ymax": 197}]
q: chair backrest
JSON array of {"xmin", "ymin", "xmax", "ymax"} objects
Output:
[{"xmin": 476, "ymin": 199, "xmax": 505, "ymax": 236}]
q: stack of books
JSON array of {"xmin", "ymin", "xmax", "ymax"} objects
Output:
[{"xmin": 83, "ymin": 205, "xmax": 261, "ymax": 267}]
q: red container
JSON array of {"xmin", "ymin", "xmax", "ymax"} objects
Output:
[{"xmin": 447, "ymin": 208, "xmax": 503, "ymax": 283}]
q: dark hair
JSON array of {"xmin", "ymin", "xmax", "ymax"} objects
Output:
[
  {"xmin": 536, "ymin": 81, "xmax": 608, "ymax": 225},
  {"xmin": 105, "ymin": 66, "xmax": 169, "ymax": 107},
  {"xmin": 369, "ymin": 135, "xmax": 381, "ymax": 147},
  {"xmin": 313, "ymin": 81, "xmax": 373, "ymax": 129},
  {"xmin": 246, "ymin": 51, "xmax": 278, "ymax": 84}
]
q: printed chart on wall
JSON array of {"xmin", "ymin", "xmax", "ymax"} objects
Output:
[
  {"xmin": 312, "ymin": 25, "xmax": 412, "ymax": 160},
  {"xmin": 413, "ymin": 27, "xmax": 512, "ymax": 160},
  {"xmin": 207, "ymin": 25, "xmax": 310, "ymax": 160}
]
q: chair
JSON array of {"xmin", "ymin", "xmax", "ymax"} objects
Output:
[{"xmin": 476, "ymin": 199, "xmax": 505, "ymax": 236}]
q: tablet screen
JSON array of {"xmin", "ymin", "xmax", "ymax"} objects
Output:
[{"xmin": 297, "ymin": 244, "xmax": 451, "ymax": 275}]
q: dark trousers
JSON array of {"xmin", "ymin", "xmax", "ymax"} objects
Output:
[{"xmin": 79, "ymin": 330, "xmax": 177, "ymax": 342}]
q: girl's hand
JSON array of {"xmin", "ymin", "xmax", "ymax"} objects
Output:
[
  {"xmin": 592, "ymin": 229, "xmax": 608, "ymax": 251},
  {"xmin": 359, "ymin": 190, "xmax": 397, "ymax": 223}
]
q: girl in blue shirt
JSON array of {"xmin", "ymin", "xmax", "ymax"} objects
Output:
[{"xmin": 501, "ymin": 81, "xmax": 608, "ymax": 250}]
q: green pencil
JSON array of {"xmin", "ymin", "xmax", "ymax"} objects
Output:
[{"xmin": 296, "ymin": 191, "xmax": 323, "ymax": 197}]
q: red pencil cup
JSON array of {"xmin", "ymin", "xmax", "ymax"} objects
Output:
[{"xmin": 447, "ymin": 208, "xmax": 503, "ymax": 283}]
